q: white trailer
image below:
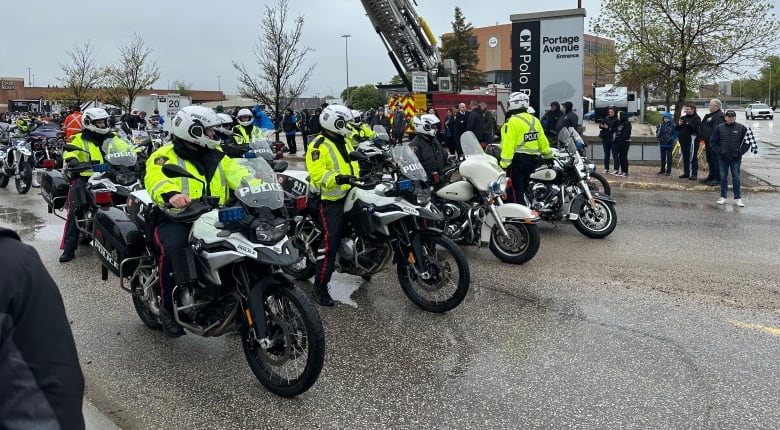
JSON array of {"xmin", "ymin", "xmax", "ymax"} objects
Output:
[{"xmin": 132, "ymin": 94, "xmax": 191, "ymax": 132}]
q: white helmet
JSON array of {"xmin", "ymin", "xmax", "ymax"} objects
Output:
[
  {"xmin": 351, "ymin": 110, "xmax": 362, "ymax": 124},
  {"xmin": 83, "ymin": 108, "xmax": 111, "ymax": 135},
  {"xmin": 172, "ymin": 106, "xmax": 223, "ymax": 149},
  {"xmin": 217, "ymin": 113, "xmax": 234, "ymax": 127},
  {"xmin": 507, "ymin": 92, "xmax": 530, "ymax": 112},
  {"xmin": 237, "ymin": 108, "xmax": 253, "ymax": 127},
  {"xmin": 413, "ymin": 114, "xmax": 440, "ymax": 137},
  {"xmin": 320, "ymin": 105, "xmax": 354, "ymax": 137}
]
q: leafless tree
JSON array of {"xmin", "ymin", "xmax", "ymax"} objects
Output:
[
  {"xmin": 234, "ymin": 0, "xmax": 315, "ymax": 134},
  {"xmin": 171, "ymin": 79, "xmax": 193, "ymax": 97},
  {"xmin": 105, "ymin": 34, "xmax": 160, "ymax": 113},
  {"xmin": 58, "ymin": 41, "xmax": 104, "ymax": 106}
]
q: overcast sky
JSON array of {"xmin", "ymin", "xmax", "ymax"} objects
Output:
[{"xmin": 4, "ymin": 0, "xmax": 772, "ymax": 98}]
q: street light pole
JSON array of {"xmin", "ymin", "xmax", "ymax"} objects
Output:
[
  {"xmin": 218, "ymin": 75, "xmax": 223, "ymax": 102},
  {"xmin": 342, "ymin": 34, "xmax": 351, "ymax": 106},
  {"xmin": 27, "ymin": 67, "xmax": 31, "ymax": 86}
]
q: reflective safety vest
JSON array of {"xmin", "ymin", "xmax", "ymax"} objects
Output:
[
  {"xmin": 499, "ymin": 112, "xmax": 553, "ymax": 169},
  {"xmin": 349, "ymin": 123, "xmax": 376, "ymax": 142},
  {"xmin": 144, "ymin": 144, "xmax": 249, "ymax": 207},
  {"xmin": 233, "ymin": 124, "xmax": 264, "ymax": 144},
  {"xmin": 63, "ymin": 132, "xmax": 120, "ymax": 177},
  {"xmin": 305, "ymin": 135, "xmax": 360, "ymax": 201}
]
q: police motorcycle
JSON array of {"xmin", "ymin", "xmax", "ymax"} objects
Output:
[
  {"xmin": 94, "ymin": 154, "xmax": 325, "ymax": 397},
  {"xmin": 0, "ymin": 130, "xmax": 34, "ymax": 194},
  {"xmin": 244, "ymin": 129, "xmax": 289, "ymax": 172},
  {"xmin": 40, "ymin": 138, "xmax": 142, "ymax": 244},
  {"xmin": 432, "ymin": 131, "xmax": 541, "ymax": 264},
  {"xmin": 525, "ymin": 127, "xmax": 617, "ymax": 238},
  {"xmin": 279, "ymin": 153, "xmax": 470, "ymax": 313}
]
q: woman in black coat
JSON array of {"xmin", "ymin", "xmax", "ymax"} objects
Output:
[{"xmin": 612, "ymin": 110, "xmax": 632, "ymax": 177}]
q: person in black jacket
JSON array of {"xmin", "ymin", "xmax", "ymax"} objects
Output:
[
  {"xmin": 698, "ymin": 99, "xmax": 726, "ymax": 186},
  {"xmin": 709, "ymin": 110, "xmax": 748, "ymax": 206},
  {"xmin": 307, "ymin": 107, "xmax": 323, "ymax": 147},
  {"xmin": 370, "ymin": 107, "xmax": 391, "ymax": 131},
  {"xmin": 541, "ymin": 101, "xmax": 562, "ymax": 140},
  {"xmin": 0, "ymin": 228, "xmax": 85, "ymax": 429},
  {"xmin": 555, "ymin": 101, "xmax": 579, "ymax": 133},
  {"xmin": 391, "ymin": 103, "xmax": 407, "ymax": 145},
  {"xmin": 612, "ymin": 110, "xmax": 632, "ymax": 177},
  {"xmin": 465, "ymin": 100, "xmax": 485, "ymax": 144},
  {"xmin": 677, "ymin": 103, "xmax": 702, "ymax": 179},
  {"xmin": 453, "ymin": 102, "xmax": 469, "ymax": 158},
  {"xmin": 408, "ymin": 114, "xmax": 447, "ymax": 180}
]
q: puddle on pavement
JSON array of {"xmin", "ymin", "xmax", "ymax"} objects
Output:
[{"xmin": 0, "ymin": 205, "xmax": 52, "ymax": 239}]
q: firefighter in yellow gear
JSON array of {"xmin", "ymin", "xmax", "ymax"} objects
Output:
[
  {"xmin": 305, "ymin": 105, "xmax": 361, "ymax": 307},
  {"xmin": 500, "ymin": 92, "xmax": 554, "ymax": 204}
]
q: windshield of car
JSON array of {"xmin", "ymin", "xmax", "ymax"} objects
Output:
[
  {"xmin": 751, "ymin": 103, "xmax": 770, "ymax": 109},
  {"xmin": 102, "ymin": 137, "xmax": 137, "ymax": 167},
  {"xmin": 391, "ymin": 143, "xmax": 427, "ymax": 181},
  {"xmin": 234, "ymin": 156, "xmax": 284, "ymax": 209}
]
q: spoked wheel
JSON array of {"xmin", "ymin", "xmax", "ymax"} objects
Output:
[
  {"xmin": 587, "ymin": 172, "xmax": 611, "ymax": 195},
  {"xmin": 15, "ymin": 162, "xmax": 32, "ymax": 194},
  {"xmin": 241, "ymin": 283, "xmax": 325, "ymax": 397},
  {"xmin": 573, "ymin": 199, "xmax": 617, "ymax": 239},
  {"xmin": 489, "ymin": 221, "xmax": 540, "ymax": 264},
  {"xmin": 397, "ymin": 235, "xmax": 470, "ymax": 313},
  {"xmin": 131, "ymin": 262, "xmax": 161, "ymax": 330}
]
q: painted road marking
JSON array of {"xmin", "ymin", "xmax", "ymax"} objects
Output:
[{"xmin": 728, "ymin": 319, "xmax": 780, "ymax": 337}]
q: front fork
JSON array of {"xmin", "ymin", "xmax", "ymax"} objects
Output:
[{"xmin": 486, "ymin": 196, "xmax": 510, "ymax": 238}]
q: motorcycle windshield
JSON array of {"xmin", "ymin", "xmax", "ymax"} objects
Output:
[
  {"xmin": 131, "ymin": 130, "xmax": 151, "ymax": 147},
  {"xmin": 102, "ymin": 137, "xmax": 137, "ymax": 167},
  {"xmin": 249, "ymin": 131, "xmax": 275, "ymax": 161},
  {"xmin": 372, "ymin": 125, "xmax": 390, "ymax": 143},
  {"xmin": 391, "ymin": 144, "xmax": 427, "ymax": 181},
  {"xmin": 460, "ymin": 131, "xmax": 484, "ymax": 158},
  {"xmin": 557, "ymin": 127, "xmax": 583, "ymax": 156},
  {"xmin": 235, "ymin": 156, "xmax": 285, "ymax": 209}
]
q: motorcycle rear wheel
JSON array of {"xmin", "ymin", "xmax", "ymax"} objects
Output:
[
  {"xmin": 241, "ymin": 283, "xmax": 325, "ymax": 397},
  {"xmin": 573, "ymin": 199, "xmax": 617, "ymax": 239},
  {"xmin": 15, "ymin": 162, "xmax": 32, "ymax": 194},
  {"xmin": 0, "ymin": 172, "xmax": 9, "ymax": 188},
  {"xmin": 397, "ymin": 235, "xmax": 470, "ymax": 313},
  {"xmin": 587, "ymin": 172, "xmax": 611, "ymax": 195},
  {"xmin": 131, "ymin": 263, "xmax": 161, "ymax": 330},
  {"xmin": 489, "ymin": 222, "xmax": 540, "ymax": 264}
]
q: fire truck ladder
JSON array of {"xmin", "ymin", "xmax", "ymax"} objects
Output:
[{"xmin": 360, "ymin": 0, "xmax": 441, "ymax": 91}]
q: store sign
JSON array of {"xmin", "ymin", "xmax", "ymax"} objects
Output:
[{"xmin": 1, "ymin": 80, "xmax": 16, "ymax": 90}]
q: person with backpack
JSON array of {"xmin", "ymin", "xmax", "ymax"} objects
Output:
[{"xmin": 655, "ymin": 112, "xmax": 677, "ymax": 176}]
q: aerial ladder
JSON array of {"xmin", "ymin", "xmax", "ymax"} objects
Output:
[{"xmin": 359, "ymin": 0, "xmax": 451, "ymax": 92}]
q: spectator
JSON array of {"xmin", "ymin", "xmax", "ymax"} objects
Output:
[
  {"xmin": 153, "ymin": 109, "xmax": 165, "ymax": 126},
  {"xmin": 252, "ymin": 103, "xmax": 274, "ymax": 129},
  {"xmin": 612, "ymin": 110, "xmax": 632, "ymax": 177},
  {"xmin": 465, "ymin": 100, "xmax": 485, "ymax": 144},
  {"xmin": 281, "ymin": 108, "xmax": 298, "ymax": 154},
  {"xmin": 370, "ymin": 107, "xmax": 390, "ymax": 131},
  {"xmin": 298, "ymin": 109, "xmax": 310, "ymax": 149},
  {"xmin": 555, "ymin": 101, "xmax": 579, "ymax": 133},
  {"xmin": 480, "ymin": 102, "xmax": 497, "ymax": 145},
  {"xmin": 0, "ymin": 227, "xmax": 85, "ymax": 429},
  {"xmin": 391, "ymin": 102, "xmax": 407, "ymax": 145},
  {"xmin": 541, "ymin": 101, "xmax": 562, "ymax": 139},
  {"xmin": 698, "ymin": 98, "xmax": 726, "ymax": 186},
  {"xmin": 655, "ymin": 112, "xmax": 677, "ymax": 176},
  {"xmin": 709, "ymin": 110, "xmax": 748, "ymax": 206},
  {"xmin": 307, "ymin": 107, "xmax": 323, "ymax": 146},
  {"xmin": 677, "ymin": 102, "xmax": 702, "ymax": 179},
  {"xmin": 598, "ymin": 106, "xmax": 619, "ymax": 173},
  {"xmin": 453, "ymin": 102, "xmax": 469, "ymax": 158},
  {"xmin": 444, "ymin": 108, "xmax": 456, "ymax": 155},
  {"xmin": 63, "ymin": 105, "xmax": 83, "ymax": 141}
]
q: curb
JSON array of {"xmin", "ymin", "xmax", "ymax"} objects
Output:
[
  {"xmin": 619, "ymin": 182, "xmax": 777, "ymax": 192},
  {"xmin": 84, "ymin": 398, "xmax": 121, "ymax": 430}
]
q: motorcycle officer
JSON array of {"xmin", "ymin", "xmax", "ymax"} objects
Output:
[
  {"xmin": 145, "ymin": 106, "xmax": 253, "ymax": 337},
  {"xmin": 217, "ymin": 112, "xmax": 250, "ymax": 159},
  {"xmin": 500, "ymin": 92, "xmax": 554, "ymax": 204},
  {"xmin": 305, "ymin": 105, "xmax": 361, "ymax": 306},
  {"xmin": 59, "ymin": 108, "xmax": 127, "ymax": 263},
  {"xmin": 408, "ymin": 114, "xmax": 447, "ymax": 182},
  {"xmin": 233, "ymin": 108, "xmax": 265, "ymax": 145}
]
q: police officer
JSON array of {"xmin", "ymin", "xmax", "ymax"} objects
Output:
[
  {"xmin": 145, "ymin": 106, "xmax": 252, "ymax": 337},
  {"xmin": 500, "ymin": 92, "xmax": 554, "ymax": 204},
  {"xmin": 233, "ymin": 108, "xmax": 265, "ymax": 145},
  {"xmin": 59, "ymin": 108, "xmax": 127, "ymax": 263},
  {"xmin": 408, "ymin": 114, "xmax": 447, "ymax": 180},
  {"xmin": 305, "ymin": 105, "xmax": 361, "ymax": 306},
  {"xmin": 349, "ymin": 109, "xmax": 377, "ymax": 143}
]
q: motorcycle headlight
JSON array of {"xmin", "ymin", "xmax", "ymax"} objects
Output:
[
  {"xmin": 114, "ymin": 172, "xmax": 138, "ymax": 186},
  {"xmin": 416, "ymin": 188, "xmax": 431, "ymax": 205},
  {"xmin": 251, "ymin": 218, "xmax": 289, "ymax": 245},
  {"xmin": 587, "ymin": 163, "xmax": 596, "ymax": 173},
  {"xmin": 490, "ymin": 174, "xmax": 508, "ymax": 194}
]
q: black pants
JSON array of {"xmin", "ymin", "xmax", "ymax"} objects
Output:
[
  {"xmin": 60, "ymin": 176, "xmax": 88, "ymax": 251},
  {"xmin": 286, "ymin": 133, "xmax": 297, "ymax": 153},
  {"xmin": 601, "ymin": 137, "xmax": 613, "ymax": 171},
  {"xmin": 616, "ymin": 141, "xmax": 630, "ymax": 174},
  {"xmin": 705, "ymin": 141, "xmax": 720, "ymax": 180},
  {"xmin": 153, "ymin": 221, "xmax": 191, "ymax": 312},
  {"xmin": 680, "ymin": 137, "xmax": 698, "ymax": 176},
  {"xmin": 315, "ymin": 199, "xmax": 344, "ymax": 287},
  {"xmin": 506, "ymin": 154, "xmax": 539, "ymax": 205},
  {"xmin": 452, "ymin": 133, "xmax": 464, "ymax": 157}
]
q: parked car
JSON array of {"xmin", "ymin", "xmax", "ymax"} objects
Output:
[{"xmin": 745, "ymin": 103, "xmax": 773, "ymax": 120}]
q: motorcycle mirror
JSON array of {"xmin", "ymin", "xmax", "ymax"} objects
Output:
[
  {"xmin": 272, "ymin": 160, "xmax": 289, "ymax": 172},
  {"xmin": 162, "ymin": 164, "xmax": 196, "ymax": 180},
  {"xmin": 63, "ymin": 144, "xmax": 84, "ymax": 152},
  {"xmin": 348, "ymin": 151, "xmax": 368, "ymax": 162}
]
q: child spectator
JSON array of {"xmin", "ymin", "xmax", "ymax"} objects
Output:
[{"xmin": 656, "ymin": 112, "xmax": 677, "ymax": 176}]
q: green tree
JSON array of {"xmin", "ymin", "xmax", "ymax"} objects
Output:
[
  {"xmin": 594, "ymin": 0, "xmax": 780, "ymax": 120},
  {"xmin": 389, "ymin": 73, "xmax": 411, "ymax": 86},
  {"xmin": 440, "ymin": 7, "xmax": 483, "ymax": 92},
  {"xmin": 171, "ymin": 79, "xmax": 192, "ymax": 97},
  {"xmin": 340, "ymin": 84, "xmax": 385, "ymax": 111}
]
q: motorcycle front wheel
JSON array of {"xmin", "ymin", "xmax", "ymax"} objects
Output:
[
  {"xmin": 281, "ymin": 255, "xmax": 316, "ymax": 280},
  {"xmin": 573, "ymin": 199, "xmax": 617, "ymax": 239},
  {"xmin": 397, "ymin": 235, "xmax": 470, "ymax": 313},
  {"xmin": 0, "ymin": 172, "xmax": 9, "ymax": 188},
  {"xmin": 241, "ymin": 283, "xmax": 325, "ymax": 397},
  {"xmin": 489, "ymin": 221, "xmax": 540, "ymax": 264},
  {"xmin": 15, "ymin": 161, "xmax": 32, "ymax": 194},
  {"xmin": 587, "ymin": 172, "xmax": 611, "ymax": 195}
]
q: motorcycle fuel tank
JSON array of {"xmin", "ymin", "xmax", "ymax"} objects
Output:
[
  {"xmin": 530, "ymin": 167, "xmax": 558, "ymax": 181},
  {"xmin": 435, "ymin": 180, "xmax": 474, "ymax": 202}
]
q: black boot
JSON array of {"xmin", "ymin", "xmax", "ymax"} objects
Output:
[
  {"xmin": 59, "ymin": 250, "xmax": 75, "ymax": 263},
  {"xmin": 159, "ymin": 309, "xmax": 185, "ymax": 337},
  {"xmin": 312, "ymin": 284, "xmax": 334, "ymax": 307}
]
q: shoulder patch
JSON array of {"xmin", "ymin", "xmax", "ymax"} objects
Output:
[
  {"xmin": 311, "ymin": 150, "xmax": 320, "ymax": 161},
  {"xmin": 154, "ymin": 155, "xmax": 169, "ymax": 166}
]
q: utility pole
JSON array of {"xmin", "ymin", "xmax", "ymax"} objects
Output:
[{"xmin": 342, "ymin": 34, "xmax": 351, "ymax": 106}]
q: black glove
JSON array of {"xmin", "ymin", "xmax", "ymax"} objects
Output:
[
  {"xmin": 545, "ymin": 158, "xmax": 555, "ymax": 168},
  {"xmin": 335, "ymin": 174, "xmax": 355, "ymax": 185}
]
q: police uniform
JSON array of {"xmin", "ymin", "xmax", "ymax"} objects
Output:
[
  {"xmin": 500, "ymin": 112, "xmax": 554, "ymax": 204},
  {"xmin": 233, "ymin": 123, "xmax": 265, "ymax": 144},
  {"xmin": 305, "ymin": 134, "xmax": 360, "ymax": 292},
  {"xmin": 144, "ymin": 141, "xmax": 250, "ymax": 315}
]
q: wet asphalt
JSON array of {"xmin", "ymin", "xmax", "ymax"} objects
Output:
[{"xmin": 1, "ymin": 178, "xmax": 779, "ymax": 429}]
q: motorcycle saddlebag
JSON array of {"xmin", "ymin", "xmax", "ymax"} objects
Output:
[
  {"xmin": 93, "ymin": 207, "xmax": 145, "ymax": 277},
  {"xmin": 41, "ymin": 169, "xmax": 69, "ymax": 210}
]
